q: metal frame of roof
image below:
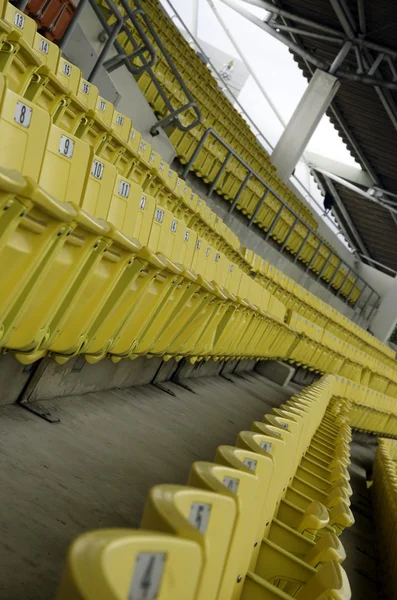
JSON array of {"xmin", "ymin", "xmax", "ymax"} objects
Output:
[{"xmin": 221, "ymin": 0, "xmax": 397, "ymax": 274}]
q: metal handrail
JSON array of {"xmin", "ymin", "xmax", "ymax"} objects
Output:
[
  {"xmin": 132, "ymin": 0, "xmax": 202, "ymax": 135},
  {"xmin": 181, "ymin": 126, "xmax": 381, "ymax": 314},
  {"xmin": 58, "ymin": 0, "xmax": 380, "ymax": 316},
  {"xmin": 161, "ymin": 0, "xmax": 356, "ymax": 249},
  {"xmin": 59, "ymin": 0, "xmax": 201, "ymax": 134}
]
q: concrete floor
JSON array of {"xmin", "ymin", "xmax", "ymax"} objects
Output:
[
  {"xmin": 0, "ymin": 371, "xmax": 295, "ymax": 600},
  {"xmin": 0, "ymin": 371, "xmax": 383, "ymax": 600},
  {"xmin": 343, "ymin": 433, "xmax": 381, "ymax": 600}
]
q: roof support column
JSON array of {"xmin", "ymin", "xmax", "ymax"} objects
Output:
[{"xmin": 271, "ymin": 69, "xmax": 340, "ymax": 181}]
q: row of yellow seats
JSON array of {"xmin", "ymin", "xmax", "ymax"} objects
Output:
[
  {"xmin": 289, "ymin": 314, "xmax": 397, "ymax": 396},
  {"xmin": 372, "ymin": 439, "xmax": 397, "ymax": 599},
  {"xmin": 139, "ymin": 43, "xmax": 320, "ymax": 235},
  {"xmin": 290, "ymin": 313, "xmax": 386, "ymax": 385},
  {"xmin": 139, "ymin": 0, "xmax": 318, "ymax": 230},
  {"xmin": 105, "ymin": 0, "xmax": 318, "ymax": 232},
  {"xmin": 0, "ymin": 164, "xmax": 297, "ymax": 365},
  {"xmin": 87, "ymin": 0, "xmax": 393, "ymax": 367},
  {"xmin": 243, "ymin": 231, "xmax": 358, "ymax": 299},
  {"xmin": 0, "ymin": 1, "xmax": 248, "ymax": 272},
  {"xmin": 250, "ymin": 255, "xmax": 360, "ymax": 310},
  {"xmin": 244, "ymin": 251, "xmax": 375, "ymax": 369},
  {"xmin": 247, "ymin": 251, "xmax": 394, "ymax": 393},
  {"xmin": 332, "ymin": 377, "xmax": 397, "ymax": 436},
  {"xmin": 58, "ymin": 376, "xmax": 353, "ymax": 599},
  {"xmin": 243, "ymin": 248, "xmax": 394, "ymax": 366},
  {"xmin": 287, "ymin": 313, "xmax": 364, "ymax": 382},
  {"xmin": 2, "ymin": 0, "xmax": 395, "ymax": 382}
]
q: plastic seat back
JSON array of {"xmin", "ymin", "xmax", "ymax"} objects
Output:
[
  {"xmin": 188, "ymin": 462, "xmax": 259, "ymax": 600},
  {"xmin": 141, "ymin": 484, "xmax": 236, "ymax": 600},
  {"xmin": 215, "ymin": 445, "xmax": 274, "ymax": 568},
  {"xmin": 1, "ymin": 4, "xmax": 41, "ymax": 93},
  {"xmin": 239, "ymin": 428, "xmax": 291, "ymax": 507},
  {"xmin": 57, "ymin": 529, "xmax": 202, "ymax": 600},
  {"xmin": 0, "ymin": 73, "xmax": 50, "ymax": 180},
  {"xmin": 297, "ymin": 560, "xmax": 351, "ymax": 599}
]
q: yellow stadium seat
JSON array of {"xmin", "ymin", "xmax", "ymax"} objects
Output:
[
  {"xmin": 0, "ymin": 3, "xmax": 42, "ymax": 94},
  {"xmin": 188, "ymin": 460, "xmax": 350, "ymax": 599},
  {"xmin": 0, "ymin": 170, "xmax": 77, "ymax": 356},
  {"xmin": 142, "ymin": 484, "xmax": 236, "ymax": 600},
  {"xmin": 57, "ymin": 529, "xmax": 203, "ymax": 600},
  {"xmin": 0, "ymin": 72, "xmax": 50, "ymax": 179}
]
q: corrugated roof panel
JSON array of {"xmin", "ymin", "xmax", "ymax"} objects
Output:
[{"xmin": 278, "ymin": 0, "xmax": 397, "ymax": 269}]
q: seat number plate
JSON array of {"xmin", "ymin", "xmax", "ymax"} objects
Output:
[
  {"xmin": 154, "ymin": 208, "xmax": 164, "ymax": 223},
  {"xmin": 81, "ymin": 82, "xmax": 90, "ymax": 95},
  {"xmin": 223, "ymin": 477, "xmax": 239, "ymax": 493},
  {"xmin": 118, "ymin": 180, "xmax": 130, "ymax": 198},
  {"xmin": 62, "ymin": 62, "xmax": 72, "ymax": 77},
  {"xmin": 243, "ymin": 458, "xmax": 257, "ymax": 471},
  {"xmin": 130, "ymin": 552, "xmax": 166, "ymax": 600},
  {"xmin": 189, "ymin": 502, "xmax": 211, "ymax": 533},
  {"xmin": 91, "ymin": 160, "xmax": 104, "ymax": 180},
  {"xmin": 14, "ymin": 12, "xmax": 24, "ymax": 28},
  {"xmin": 39, "ymin": 39, "xmax": 49, "ymax": 55},
  {"xmin": 14, "ymin": 102, "xmax": 32, "ymax": 128},
  {"xmin": 59, "ymin": 135, "xmax": 75, "ymax": 158},
  {"xmin": 260, "ymin": 441, "xmax": 272, "ymax": 453}
]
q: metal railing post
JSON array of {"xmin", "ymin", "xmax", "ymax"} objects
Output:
[
  {"xmin": 306, "ymin": 242, "xmax": 323, "ymax": 274},
  {"xmin": 294, "ymin": 229, "xmax": 311, "ymax": 263},
  {"xmin": 336, "ymin": 267, "xmax": 351, "ymax": 298},
  {"xmin": 327, "ymin": 261, "xmax": 342, "ymax": 290},
  {"xmin": 228, "ymin": 171, "xmax": 251, "ymax": 213},
  {"xmin": 346, "ymin": 276, "xmax": 359, "ymax": 303},
  {"xmin": 265, "ymin": 205, "xmax": 284, "ymax": 240},
  {"xmin": 134, "ymin": 0, "xmax": 201, "ymax": 132},
  {"xmin": 367, "ymin": 295, "xmax": 379, "ymax": 320},
  {"xmin": 181, "ymin": 128, "xmax": 212, "ymax": 179},
  {"xmin": 248, "ymin": 189, "xmax": 269, "ymax": 227},
  {"xmin": 208, "ymin": 150, "xmax": 232, "ymax": 197},
  {"xmin": 360, "ymin": 288, "xmax": 373, "ymax": 316},
  {"xmin": 59, "ymin": 0, "xmax": 90, "ymax": 51},
  {"xmin": 17, "ymin": 0, "xmax": 30, "ymax": 11},
  {"xmin": 103, "ymin": 46, "xmax": 149, "ymax": 72},
  {"xmin": 88, "ymin": 19, "xmax": 123, "ymax": 82},
  {"xmin": 316, "ymin": 250, "xmax": 333, "ymax": 279},
  {"xmin": 280, "ymin": 217, "xmax": 299, "ymax": 253},
  {"xmin": 353, "ymin": 283, "xmax": 366, "ymax": 308}
]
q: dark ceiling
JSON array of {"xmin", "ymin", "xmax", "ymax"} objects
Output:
[{"xmin": 274, "ymin": 0, "xmax": 397, "ymax": 272}]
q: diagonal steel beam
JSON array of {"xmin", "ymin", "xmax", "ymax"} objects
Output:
[
  {"xmin": 238, "ymin": 0, "xmax": 345, "ymax": 36},
  {"xmin": 357, "ymin": 0, "xmax": 366, "ymax": 34},
  {"xmin": 329, "ymin": 0, "xmax": 397, "ymax": 228},
  {"xmin": 220, "ymin": 0, "xmax": 328, "ymax": 70},
  {"xmin": 323, "ymin": 175, "xmax": 370, "ymax": 256}
]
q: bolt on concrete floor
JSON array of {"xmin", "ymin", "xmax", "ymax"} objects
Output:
[
  {"xmin": 0, "ymin": 372, "xmax": 383, "ymax": 599},
  {"xmin": 0, "ymin": 372, "xmax": 296, "ymax": 599}
]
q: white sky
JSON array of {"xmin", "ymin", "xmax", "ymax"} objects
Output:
[{"xmin": 160, "ymin": 0, "xmax": 363, "ymax": 245}]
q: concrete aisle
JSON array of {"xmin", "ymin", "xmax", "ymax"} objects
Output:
[
  {"xmin": 343, "ymin": 433, "xmax": 381, "ymax": 600},
  {"xmin": 0, "ymin": 372, "xmax": 295, "ymax": 600}
]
